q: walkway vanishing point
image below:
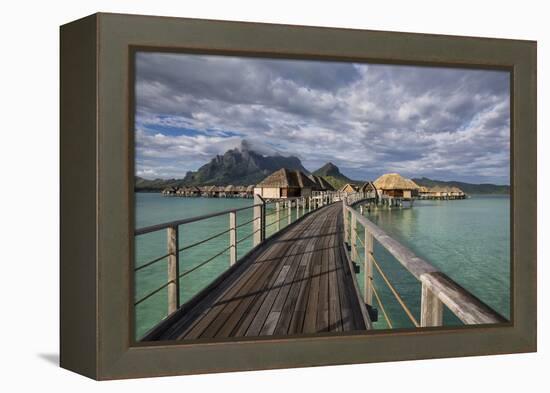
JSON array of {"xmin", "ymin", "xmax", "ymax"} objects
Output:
[
  {"xmin": 138, "ymin": 191, "xmax": 506, "ymax": 342},
  {"xmin": 143, "ymin": 202, "xmax": 372, "ymax": 340}
]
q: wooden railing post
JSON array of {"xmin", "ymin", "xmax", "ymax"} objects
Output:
[
  {"xmin": 167, "ymin": 225, "xmax": 180, "ymax": 314},
  {"xmin": 360, "ymin": 205, "xmax": 364, "ymax": 215},
  {"xmin": 351, "ymin": 213, "xmax": 357, "ymax": 262},
  {"xmin": 229, "ymin": 211, "xmax": 237, "ymax": 266},
  {"xmin": 288, "ymin": 199, "xmax": 292, "ymax": 225},
  {"xmin": 275, "ymin": 201, "xmax": 280, "ymax": 232},
  {"xmin": 308, "ymin": 196, "xmax": 312, "ymax": 212},
  {"xmin": 420, "ymin": 282, "xmax": 443, "ymax": 327},
  {"xmin": 253, "ymin": 194, "xmax": 265, "ymax": 247},
  {"xmin": 343, "ymin": 201, "xmax": 349, "ymax": 244},
  {"xmin": 364, "ymin": 229, "xmax": 374, "ymax": 305}
]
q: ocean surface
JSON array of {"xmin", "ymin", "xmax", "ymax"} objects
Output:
[{"xmin": 134, "ymin": 193, "xmax": 510, "ymax": 338}]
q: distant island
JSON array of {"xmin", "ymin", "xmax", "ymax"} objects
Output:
[{"xmin": 135, "ymin": 142, "xmax": 509, "ymax": 195}]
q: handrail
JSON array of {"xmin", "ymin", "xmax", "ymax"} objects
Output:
[
  {"xmin": 135, "ymin": 203, "xmax": 263, "ymax": 236},
  {"xmin": 135, "ymin": 195, "xmax": 317, "ymax": 235},
  {"xmin": 342, "ymin": 199, "xmax": 506, "ymax": 327}
]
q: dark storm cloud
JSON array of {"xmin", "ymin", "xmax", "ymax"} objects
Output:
[{"xmin": 135, "ymin": 52, "xmax": 510, "ymax": 184}]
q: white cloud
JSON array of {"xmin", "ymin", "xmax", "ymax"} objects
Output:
[{"xmin": 135, "ymin": 53, "xmax": 510, "ymax": 184}]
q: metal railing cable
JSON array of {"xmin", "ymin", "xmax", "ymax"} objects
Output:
[
  {"xmin": 178, "ymin": 227, "xmax": 232, "ymax": 253},
  {"xmin": 370, "ymin": 253, "xmax": 420, "ymax": 327},
  {"xmin": 370, "ymin": 278, "xmax": 393, "ymax": 328},
  {"xmin": 178, "ymin": 245, "xmax": 232, "ymax": 279},
  {"xmin": 135, "ymin": 280, "xmax": 175, "ymax": 306}
]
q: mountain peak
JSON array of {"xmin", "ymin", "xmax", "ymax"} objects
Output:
[{"xmin": 313, "ymin": 162, "xmax": 342, "ymax": 177}]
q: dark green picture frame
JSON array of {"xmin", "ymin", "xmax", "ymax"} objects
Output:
[{"xmin": 60, "ymin": 12, "xmax": 536, "ymax": 380}]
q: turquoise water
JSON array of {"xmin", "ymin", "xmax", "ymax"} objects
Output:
[
  {"xmin": 357, "ymin": 195, "xmax": 510, "ymax": 329},
  {"xmin": 134, "ymin": 194, "xmax": 510, "ymax": 338},
  {"xmin": 134, "ymin": 193, "xmax": 302, "ymax": 339}
]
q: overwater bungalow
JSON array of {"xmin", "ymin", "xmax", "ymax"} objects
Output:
[
  {"xmin": 234, "ymin": 185, "xmax": 246, "ymax": 198},
  {"xmin": 339, "ymin": 183, "xmax": 358, "ymax": 193},
  {"xmin": 222, "ymin": 185, "xmax": 237, "ymax": 198},
  {"xmin": 373, "ymin": 173, "xmax": 419, "ymax": 200},
  {"xmin": 203, "ymin": 185, "xmax": 222, "ymax": 198},
  {"xmin": 358, "ymin": 181, "xmax": 377, "ymax": 199},
  {"xmin": 308, "ymin": 174, "xmax": 335, "ymax": 191},
  {"xmin": 254, "ymin": 168, "xmax": 317, "ymax": 198},
  {"xmin": 245, "ymin": 185, "xmax": 255, "ymax": 198},
  {"xmin": 186, "ymin": 185, "xmax": 201, "ymax": 197},
  {"xmin": 449, "ymin": 186, "xmax": 466, "ymax": 199},
  {"xmin": 161, "ymin": 186, "xmax": 176, "ymax": 196},
  {"xmin": 418, "ymin": 186, "xmax": 430, "ymax": 198}
]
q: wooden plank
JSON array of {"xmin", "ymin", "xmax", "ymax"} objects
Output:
[
  {"xmin": 287, "ymin": 234, "xmax": 318, "ymax": 334},
  {"xmin": 316, "ymin": 215, "xmax": 331, "ymax": 333},
  {"xmin": 232, "ymin": 210, "xmax": 324, "ymax": 337},
  {"xmin": 245, "ymin": 214, "xmax": 319, "ymax": 336},
  {"xmin": 191, "ymin": 212, "xmax": 318, "ymax": 339},
  {"xmin": 178, "ymin": 213, "xmax": 312, "ymax": 339},
  {"xmin": 273, "ymin": 210, "xmax": 322, "ymax": 335},
  {"xmin": 259, "ymin": 248, "xmax": 303, "ymax": 335}
]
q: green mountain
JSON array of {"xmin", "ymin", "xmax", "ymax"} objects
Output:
[
  {"xmin": 135, "ymin": 141, "xmax": 308, "ymax": 191},
  {"xmin": 412, "ymin": 177, "xmax": 510, "ymax": 195},
  {"xmin": 312, "ymin": 162, "xmax": 353, "ymax": 190}
]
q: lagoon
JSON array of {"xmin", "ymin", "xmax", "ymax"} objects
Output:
[{"xmin": 134, "ymin": 193, "xmax": 510, "ymax": 338}]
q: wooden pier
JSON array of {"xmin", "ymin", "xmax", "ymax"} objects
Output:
[
  {"xmin": 143, "ymin": 203, "xmax": 370, "ymax": 340},
  {"xmin": 135, "ymin": 191, "xmax": 505, "ymax": 342}
]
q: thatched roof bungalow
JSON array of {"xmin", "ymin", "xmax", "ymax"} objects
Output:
[
  {"xmin": 339, "ymin": 183, "xmax": 358, "ymax": 193},
  {"xmin": 358, "ymin": 181, "xmax": 377, "ymax": 198},
  {"xmin": 254, "ymin": 168, "xmax": 317, "ymax": 198},
  {"xmin": 222, "ymin": 185, "xmax": 237, "ymax": 197},
  {"xmin": 161, "ymin": 186, "xmax": 176, "ymax": 196},
  {"xmin": 185, "ymin": 185, "xmax": 200, "ymax": 196},
  {"xmin": 373, "ymin": 173, "xmax": 419, "ymax": 199},
  {"xmin": 449, "ymin": 186, "xmax": 465, "ymax": 197}
]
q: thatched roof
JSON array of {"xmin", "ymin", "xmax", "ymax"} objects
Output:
[
  {"xmin": 339, "ymin": 183, "xmax": 358, "ymax": 192},
  {"xmin": 246, "ymin": 185, "xmax": 255, "ymax": 192},
  {"xmin": 450, "ymin": 186, "xmax": 464, "ymax": 194},
  {"xmin": 374, "ymin": 173, "xmax": 418, "ymax": 190},
  {"xmin": 256, "ymin": 168, "xmax": 317, "ymax": 189},
  {"xmin": 235, "ymin": 185, "xmax": 246, "ymax": 192},
  {"xmin": 307, "ymin": 174, "xmax": 335, "ymax": 191},
  {"xmin": 187, "ymin": 185, "xmax": 200, "ymax": 192},
  {"xmin": 418, "ymin": 186, "xmax": 429, "ymax": 192},
  {"xmin": 224, "ymin": 185, "xmax": 235, "ymax": 192},
  {"xmin": 162, "ymin": 187, "xmax": 176, "ymax": 193},
  {"xmin": 430, "ymin": 185, "xmax": 450, "ymax": 193},
  {"xmin": 205, "ymin": 185, "xmax": 222, "ymax": 192},
  {"xmin": 359, "ymin": 182, "xmax": 376, "ymax": 192}
]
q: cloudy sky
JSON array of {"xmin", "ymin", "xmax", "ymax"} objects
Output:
[{"xmin": 135, "ymin": 52, "xmax": 510, "ymax": 184}]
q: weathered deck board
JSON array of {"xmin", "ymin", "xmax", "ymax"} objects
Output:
[{"xmin": 143, "ymin": 202, "xmax": 370, "ymax": 341}]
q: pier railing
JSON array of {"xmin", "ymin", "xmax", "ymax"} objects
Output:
[
  {"xmin": 134, "ymin": 190, "xmax": 356, "ymax": 335},
  {"xmin": 342, "ymin": 197, "xmax": 506, "ymax": 328}
]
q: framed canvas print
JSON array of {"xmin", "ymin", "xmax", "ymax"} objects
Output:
[{"xmin": 60, "ymin": 13, "xmax": 537, "ymax": 380}]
